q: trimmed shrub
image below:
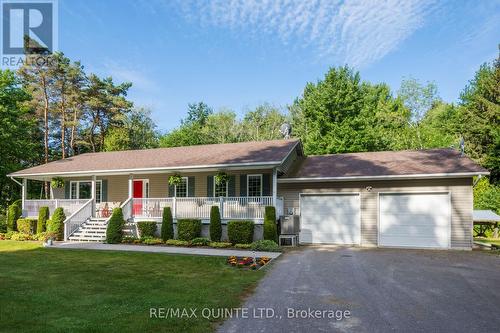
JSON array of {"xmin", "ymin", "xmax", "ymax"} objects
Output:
[
  {"xmin": 34, "ymin": 231, "xmax": 58, "ymax": 242},
  {"xmin": 4, "ymin": 231, "xmax": 15, "ymax": 239},
  {"xmin": 46, "ymin": 208, "xmax": 66, "ymax": 240},
  {"xmin": 0, "ymin": 215, "xmax": 7, "ymax": 233},
  {"xmin": 37, "ymin": 206, "xmax": 50, "ymax": 234},
  {"xmin": 177, "ymin": 219, "xmax": 202, "ymax": 241},
  {"xmin": 137, "ymin": 221, "xmax": 157, "ymax": 238},
  {"xmin": 251, "ymin": 240, "xmax": 281, "ymax": 252},
  {"xmin": 106, "ymin": 208, "xmax": 125, "ymax": 244},
  {"xmin": 7, "ymin": 203, "xmax": 22, "ymax": 232},
  {"xmin": 161, "ymin": 207, "xmax": 174, "ymax": 241},
  {"xmin": 142, "ymin": 237, "xmax": 163, "ymax": 245},
  {"xmin": 209, "ymin": 205, "xmax": 222, "ymax": 241},
  {"xmin": 263, "ymin": 206, "xmax": 278, "ymax": 243},
  {"xmin": 10, "ymin": 232, "xmax": 33, "ymax": 241},
  {"xmin": 209, "ymin": 241, "xmax": 232, "ymax": 248},
  {"xmin": 234, "ymin": 243, "xmax": 252, "ymax": 249},
  {"xmin": 227, "ymin": 220, "xmax": 254, "ymax": 244},
  {"xmin": 122, "ymin": 236, "xmax": 138, "ymax": 244},
  {"xmin": 191, "ymin": 237, "xmax": 210, "ymax": 246},
  {"xmin": 17, "ymin": 218, "xmax": 37, "ymax": 234},
  {"xmin": 165, "ymin": 239, "xmax": 190, "ymax": 247}
]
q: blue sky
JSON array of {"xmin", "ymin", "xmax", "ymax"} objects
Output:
[{"xmin": 58, "ymin": 0, "xmax": 499, "ymax": 131}]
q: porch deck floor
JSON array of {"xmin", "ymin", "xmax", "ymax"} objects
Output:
[{"xmin": 51, "ymin": 242, "xmax": 282, "ymax": 259}]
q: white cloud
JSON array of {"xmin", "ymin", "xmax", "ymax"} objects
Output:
[
  {"xmin": 102, "ymin": 62, "xmax": 158, "ymax": 92},
  {"xmin": 169, "ymin": 0, "xmax": 437, "ymax": 67}
]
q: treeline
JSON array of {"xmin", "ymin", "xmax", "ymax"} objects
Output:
[{"xmin": 0, "ymin": 48, "xmax": 498, "ymax": 213}]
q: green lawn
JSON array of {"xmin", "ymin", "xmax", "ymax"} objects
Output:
[
  {"xmin": 0, "ymin": 241, "xmax": 264, "ymax": 332},
  {"xmin": 474, "ymin": 237, "xmax": 500, "ymax": 247}
]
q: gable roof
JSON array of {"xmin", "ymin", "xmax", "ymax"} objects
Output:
[
  {"xmin": 281, "ymin": 149, "xmax": 489, "ymax": 181},
  {"xmin": 10, "ymin": 139, "xmax": 300, "ymax": 177}
]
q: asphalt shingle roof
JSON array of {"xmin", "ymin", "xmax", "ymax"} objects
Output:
[
  {"xmin": 284, "ymin": 149, "xmax": 488, "ymax": 179},
  {"xmin": 10, "ymin": 139, "xmax": 300, "ymax": 176}
]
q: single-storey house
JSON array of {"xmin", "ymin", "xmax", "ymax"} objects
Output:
[{"xmin": 8, "ymin": 139, "xmax": 489, "ymax": 249}]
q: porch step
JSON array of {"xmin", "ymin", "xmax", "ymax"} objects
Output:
[{"xmin": 68, "ymin": 218, "xmax": 107, "ymax": 242}]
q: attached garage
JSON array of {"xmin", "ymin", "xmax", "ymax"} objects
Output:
[
  {"xmin": 299, "ymin": 194, "xmax": 360, "ymax": 245},
  {"xmin": 379, "ymin": 193, "xmax": 451, "ymax": 249},
  {"xmin": 278, "ymin": 148, "xmax": 489, "ymax": 250}
]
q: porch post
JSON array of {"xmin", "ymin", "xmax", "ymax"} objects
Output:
[
  {"xmin": 219, "ymin": 196, "xmax": 224, "ymax": 219},
  {"xmin": 91, "ymin": 175, "xmax": 96, "ymax": 217},
  {"xmin": 272, "ymin": 168, "xmax": 277, "ymax": 206},
  {"xmin": 128, "ymin": 174, "xmax": 133, "ymax": 198},
  {"xmin": 21, "ymin": 178, "xmax": 27, "ymax": 212}
]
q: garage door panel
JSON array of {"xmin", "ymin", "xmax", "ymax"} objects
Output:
[
  {"xmin": 380, "ymin": 235, "xmax": 446, "ymax": 248},
  {"xmin": 383, "ymin": 225, "xmax": 448, "ymax": 237},
  {"xmin": 379, "ymin": 193, "xmax": 450, "ymax": 249},
  {"xmin": 300, "ymin": 194, "xmax": 360, "ymax": 245}
]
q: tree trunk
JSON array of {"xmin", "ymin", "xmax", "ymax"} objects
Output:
[
  {"xmin": 42, "ymin": 75, "xmax": 50, "ymax": 199},
  {"xmin": 60, "ymin": 95, "xmax": 66, "ymax": 158},
  {"xmin": 70, "ymin": 108, "xmax": 77, "ymax": 155}
]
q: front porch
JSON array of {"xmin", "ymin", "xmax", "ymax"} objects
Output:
[{"xmin": 18, "ymin": 168, "xmax": 283, "ymax": 241}]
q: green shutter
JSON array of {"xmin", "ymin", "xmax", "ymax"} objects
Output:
[
  {"xmin": 239, "ymin": 174, "xmax": 247, "ymax": 196},
  {"xmin": 168, "ymin": 184, "xmax": 175, "ymax": 197},
  {"xmin": 64, "ymin": 181, "xmax": 70, "ymax": 199},
  {"xmin": 207, "ymin": 176, "xmax": 214, "ymax": 197},
  {"xmin": 262, "ymin": 174, "xmax": 271, "ymax": 196},
  {"xmin": 188, "ymin": 176, "xmax": 195, "ymax": 197},
  {"xmin": 228, "ymin": 175, "xmax": 236, "ymax": 197},
  {"xmin": 101, "ymin": 180, "xmax": 108, "ymax": 202}
]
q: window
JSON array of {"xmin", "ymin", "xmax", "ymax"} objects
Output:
[
  {"xmin": 214, "ymin": 180, "xmax": 228, "ymax": 197},
  {"xmin": 175, "ymin": 177, "xmax": 188, "ymax": 197},
  {"xmin": 70, "ymin": 180, "xmax": 102, "ymax": 203},
  {"xmin": 247, "ymin": 174, "xmax": 262, "ymax": 197}
]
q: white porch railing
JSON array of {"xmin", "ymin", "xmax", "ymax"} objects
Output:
[
  {"xmin": 132, "ymin": 196, "xmax": 278, "ymax": 220},
  {"xmin": 120, "ymin": 197, "xmax": 133, "ymax": 222},
  {"xmin": 23, "ymin": 199, "xmax": 89, "ymax": 218},
  {"xmin": 63, "ymin": 199, "xmax": 93, "ymax": 240}
]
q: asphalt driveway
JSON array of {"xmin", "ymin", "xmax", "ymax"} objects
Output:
[{"xmin": 219, "ymin": 246, "xmax": 500, "ymax": 332}]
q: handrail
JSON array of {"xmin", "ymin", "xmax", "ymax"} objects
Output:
[
  {"xmin": 63, "ymin": 199, "xmax": 93, "ymax": 223},
  {"xmin": 104, "ymin": 197, "xmax": 133, "ymax": 225},
  {"xmin": 63, "ymin": 199, "xmax": 93, "ymax": 241}
]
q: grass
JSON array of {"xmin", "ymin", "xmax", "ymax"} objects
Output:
[
  {"xmin": 474, "ymin": 237, "xmax": 500, "ymax": 247},
  {"xmin": 0, "ymin": 241, "xmax": 264, "ymax": 332}
]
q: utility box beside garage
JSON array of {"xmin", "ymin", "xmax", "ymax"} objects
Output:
[{"xmin": 277, "ymin": 178, "xmax": 474, "ymax": 250}]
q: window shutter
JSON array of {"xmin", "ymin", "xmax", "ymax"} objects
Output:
[
  {"xmin": 262, "ymin": 174, "xmax": 271, "ymax": 196},
  {"xmin": 168, "ymin": 184, "xmax": 175, "ymax": 197},
  {"xmin": 228, "ymin": 175, "xmax": 236, "ymax": 197},
  {"xmin": 207, "ymin": 176, "xmax": 214, "ymax": 197},
  {"xmin": 239, "ymin": 174, "xmax": 247, "ymax": 196},
  {"xmin": 188, "ymin": 176, "xmax": 195, "ymax": 197},
  {"xmin": 64, "ymin": 181, "xmax": 70, "ymax": 199},
  {"xmin": 102, "ymin": 180, "xmax": 108, "ymax": 202}
]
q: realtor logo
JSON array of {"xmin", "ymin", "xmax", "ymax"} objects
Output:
[{"xmin": 1, "ymin": 0, "xmax": 57, "ymax": 67}]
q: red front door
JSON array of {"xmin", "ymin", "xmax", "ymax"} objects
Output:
[{"xmin": 133, "ymin": 180, "xmax": 144, "ymax": 215}]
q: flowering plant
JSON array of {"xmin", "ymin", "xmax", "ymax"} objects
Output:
[
  {"xmin": 50, "ymin": 177, "xmax": 65, "ymax": 188},
  {"xmin": 168, "ymin": 174, "xmax": 183, "ymax": 186},
  {"xmin": 214, "ymin": 171, "xmax": 229, "ymax": 186}
]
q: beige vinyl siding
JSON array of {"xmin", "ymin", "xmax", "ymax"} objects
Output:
[
  {"xmin": 277, "ymin": 178, "xmax": 473, "ymax": 249},
  {"xmin": 55, "ymin": 169, "xmax": 275, "ymax": 202}
]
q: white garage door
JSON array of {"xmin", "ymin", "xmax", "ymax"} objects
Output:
[
  {"xmin": 300, "ymin": 194, "xmax": 360, "ymax": 245},
  {"xmin": 379, "ymin": 193, "xmax": 450, "ymax": 248}
]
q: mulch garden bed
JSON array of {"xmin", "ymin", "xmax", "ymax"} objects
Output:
[{"xmin": 226, "ymin": 255, "xmax": 271, "ymax": 270}]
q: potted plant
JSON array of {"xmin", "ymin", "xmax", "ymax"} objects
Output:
[
  {"xmin": 50, "ymin": 177, "xmax": 64, "ymax": 189},
  {"xmin": 214, "ymin": 171, "xmax": 229, "ymax": 186},
  {"xmin": 168, "ymin": 174, "xmax": 183, "ymax": 186}
]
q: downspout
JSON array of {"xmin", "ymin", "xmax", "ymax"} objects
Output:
[
  {"xmin": 9, "ymin": 177, "xmax": 25, "ymax": 214},
  {"xmin": 473, "ymin": 174, "xmax": 483, "ymax": 188},
  {"xmin": 9, "ymin": 176, "xmax": 22, "ymax": 187}
]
